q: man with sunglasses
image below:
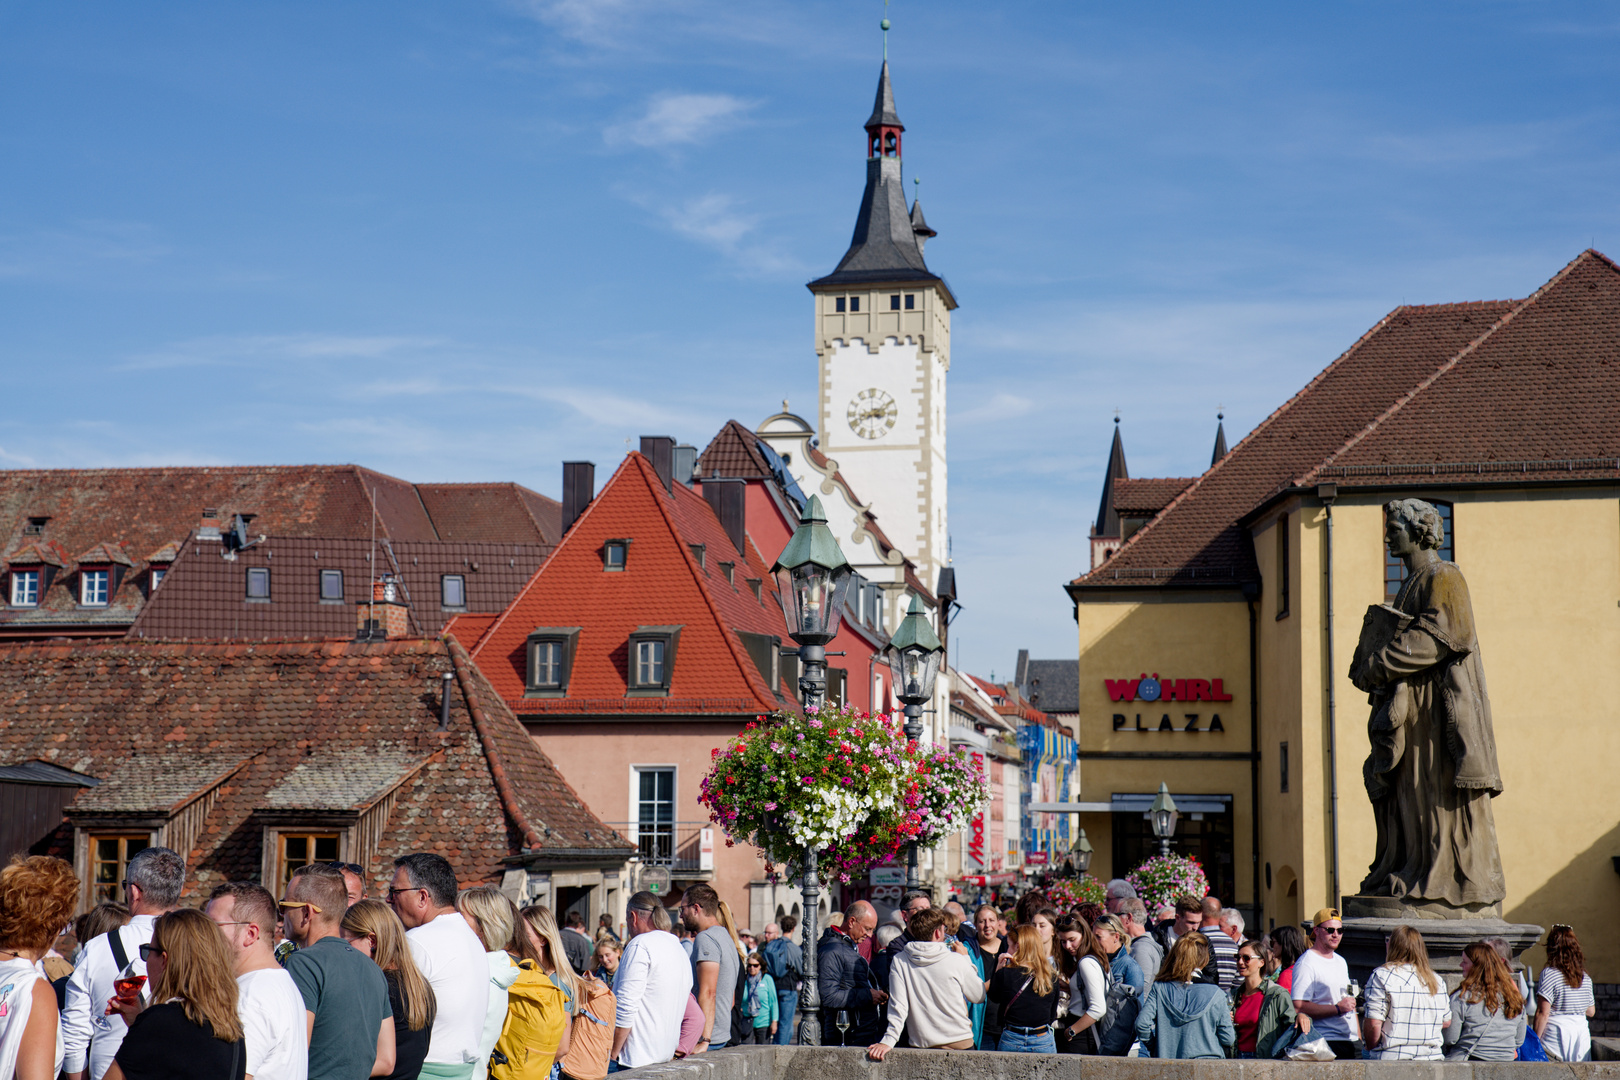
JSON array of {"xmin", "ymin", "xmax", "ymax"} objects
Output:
[
  {"xmin": 1290, "ymin": 909, "xmax": 1359, "ymax": 1059},
  {"xmin": 327, "ymin": 861, "xmax": 367, "ymax": 907},
  {"xmin": 283, "ymin": 864, "xmax": 394, "ymax": 1080}
]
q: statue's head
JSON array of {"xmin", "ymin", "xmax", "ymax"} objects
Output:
[{"xmin": 1384, "ymin": 499, "xmax": 1445, "ymax": 554}]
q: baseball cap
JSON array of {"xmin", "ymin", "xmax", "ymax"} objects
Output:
[{"xmin": 1311, "ymin": 907, "xmax": 1342, "ymax": 927}]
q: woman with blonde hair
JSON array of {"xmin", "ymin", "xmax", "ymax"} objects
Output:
[
  {"xmin": 1362, "ymin": 925, "xmax": 1449, "ymax": 1060},
  {"xmin": 0, "ymin": 855, "xmax": 79, "ymax": 1080},
  {"xmin": 1134, "ymin": 933, "xmax": 1233, "ymax": 1059},
  {"xmin": 500, "ymin": 906, "xmax": 577, "ymax": 1079},
  {"xmin": 458, "ymin": 888, "xmax": 526, "ymax": 1077},
  {"xmin": 716, "ymin": 900, "xmax": 748, "ymax": 960},
  {"xmin": 1444, "ymin": 941, "xmax": 1524, "ymax": 1061},
  {"xmin": 1535, "ymin": 924, "xmax": 1595, "ymax": 1062},
  {"xmin": 987, "ymin": 925, "xmax": 1060, "ymax": 1053},
  {"xmin": 105, "ymin": 908, "xmax": 246, "ymax": 1080},
  {"xmin": 342, "ymin": 899, "xmax": 437, "ymax": 1080}
]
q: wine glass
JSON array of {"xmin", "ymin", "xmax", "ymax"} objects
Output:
[
  {"xmin": 835, "ymin": 1009, "xmax": 851, "ymax": 1044},
  {"xmin": 98, "ymin": 960, "xmax": 146, "ymax": 1031}
]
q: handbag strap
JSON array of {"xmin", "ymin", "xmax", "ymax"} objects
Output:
[
  {"xmin": 107, "ymin": 928, "xmax": 130, "ymax": 973},
  {"xmin": 1005, "ymin": 975, "xmax": 1034, "ymax": 1011}
]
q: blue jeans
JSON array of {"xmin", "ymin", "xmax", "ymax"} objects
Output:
[
  {"xmin": 997, "ymin": 1028, "xmax": 1056, "ymax": 1054},
  {"xmin": 774, "ymin": 991, "xmax": 798, "ymax": 1044}
]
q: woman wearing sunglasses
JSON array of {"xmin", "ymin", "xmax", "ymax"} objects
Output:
[
  {"xmin": 1230, "ymin": 939, "xmax": 1304, "ymax": 1058},
  {"xmin": 104, "ymin": 908, "xmax": 246, "ymax": 1080}
]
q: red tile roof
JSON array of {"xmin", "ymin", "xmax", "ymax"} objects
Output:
[
  {"xmin": 0, "ymin": 466, "xmax": 559, "ymax": 636},
  {"xmin": 472, "ymin": 453, "xmax": 796, "ymax": 717},
  {"xmin": 1112, "ymin": 478, "xmax": 1194, "ymax": 516},
  {"xmin": 1073, "ymin": 292, "xmax": 1525, "ymax": 587},
  {"xmin": 128, "ymin": 537, "xmax": 549, "ymax": 641},
  {"xmin": 0, "ymin": 636, "xmax": 628, "ymax": 897}
]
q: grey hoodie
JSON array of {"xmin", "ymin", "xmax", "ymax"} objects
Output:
[
  {"xmin": 877, "ymin": 941, "xmax": 986, "ymax": 1049},
  {"xmin": 1134, "ymin": 981, "xmax": 1235, "ymax": 1059}
]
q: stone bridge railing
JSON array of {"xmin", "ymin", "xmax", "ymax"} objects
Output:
[{"xmin": 615, "ymin": 1043, "xmax": 1620, "ymax": 1080}]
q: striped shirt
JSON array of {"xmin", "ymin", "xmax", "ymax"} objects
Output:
[
  {"xmin": 1364, "ymin": 963, "xmax": 1449, "ymax": 1060},
  {"xmin": 1200, "ymin": 926, "xmax": 1240, "ymax": 991},
  {"xmin": 1537, "ymin": 968, "xmax": 1594, "ymax": 1016}
]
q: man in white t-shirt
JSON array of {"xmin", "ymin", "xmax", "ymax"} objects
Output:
[
  {"xmin": 612, "ymin": 891, "xmax": 693, "ymax": 1069},
  {"xmin": 389, "ymin": 853, "xmax": 490, "ymax": 1078},
  {"xmin": 1290, "ymin": 908, "xmax": 1358, "ymax": 1059},
  {"xmin": 206, "ymin": 882, "xmax": 309, "ymax": 1080}
]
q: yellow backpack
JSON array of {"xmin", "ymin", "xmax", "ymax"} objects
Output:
[{"xmin": 491, "ymin": 960, "xmax": 570, "ymax": 1080}]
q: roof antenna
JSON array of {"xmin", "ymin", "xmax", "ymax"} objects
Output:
[{"xmin": 882, "ymin": 0, "xmax": 890, "ymax": 62}]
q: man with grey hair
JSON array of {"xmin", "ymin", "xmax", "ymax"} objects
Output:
[
  {"xmin": 63, "ymin": 846, "xmax": 186, "ymax": 1080},
  {"xmin": 1105, "ymin": 879, "xmax": 1137, "ymax": 914},
  {"xmin": 1119, "ymin": 898, "xmax": 1162, "ymax": 988},
  {"xmin": 612, "ymin": 890, "xmax": 691, "ymax": 1068},
  {"xmin": 1219, "ymin": 908, "xmax": 1245, "ymax": 944}
]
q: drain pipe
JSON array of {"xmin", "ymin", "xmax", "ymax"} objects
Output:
[
  {"xmin": 1244, "ymin": 583, "xmax": 1262, "ymax": 932},
  {"xmin": 1318, "ymin": 483, "xmax": 1341, "ymax": 907}
]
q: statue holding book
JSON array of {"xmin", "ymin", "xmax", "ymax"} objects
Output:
[{"xmin": 1349, "ymin": 498, "xmax": 1505, "ymax": 911}]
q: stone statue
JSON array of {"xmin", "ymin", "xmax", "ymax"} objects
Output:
[{"xmin": 1348, "ymin": 498, "xmax": 1505, "ymax": 911}]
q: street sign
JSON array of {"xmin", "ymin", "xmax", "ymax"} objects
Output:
[
  {"xmin": 870, "ymin": 867, "xmax": 906, "ymax": 886},
  {"xmin": 1024, "ymin": 851, "xmax": 1049, "ymax": 865},
  {"xmin": 641, "ymin": 866, "xmax": 671, "ymax": 895}
]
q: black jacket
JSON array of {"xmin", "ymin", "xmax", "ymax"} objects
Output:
[{"xmin": 817, "ymin": 927, "xmax": 883, "ymax": 1045}]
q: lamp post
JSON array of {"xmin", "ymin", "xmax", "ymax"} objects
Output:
[
  {"xmin": 1149, "ymin": 782, "xmax": 1179, "ymax": 859},
  {"xmin": 772, "ymin": 494, "xmax": 854, "ymax": 1047},
  {"xmin": 885, "ymin": 595, "xmax": 944, "ymax": 893},
  {"xmin": 1069, "ymin": 828, "xmax": 1093, "ymax": 876}
]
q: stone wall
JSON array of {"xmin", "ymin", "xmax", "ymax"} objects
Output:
[
  {"xmin": 1595, "ymin": 984, "xmax": 1620, "ymax": 1039},
  {"xmin": 615, "ymin": 1043, "xmax": 1620, "ymax": 1080}
]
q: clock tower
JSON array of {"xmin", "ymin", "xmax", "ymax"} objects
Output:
[{"xmin": 807, "ymin": 59, "xmax": 956, "ymax": 592}]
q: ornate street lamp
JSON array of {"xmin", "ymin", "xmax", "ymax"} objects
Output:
[
  {"xmin": 885, "ymin": 594, "xmax": 944, "ymax": 892},
  {"xmin": 1149, "ymin": 782, "xmax": 1179, "ymax": 858},
  {"xmin": 771, "ymin": 493, "xmax": 854, "ymax": 1046},
  {"xmin": 1069, "ymin": 828, "xmax": 1094, "ymax": 876}
]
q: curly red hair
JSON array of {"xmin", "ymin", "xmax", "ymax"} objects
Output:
[{"xmin": 0, "ymin": 855, "xmax": 79, "ymax": 951}]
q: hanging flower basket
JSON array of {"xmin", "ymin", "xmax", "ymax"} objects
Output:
[
  {"xmin": 1046, "ymin": 874, "xmax": 1107, "ymax": 909},
  {"xmin": 1126, "ymin": 854, "xmax": 1209, "ymax": 914},
  {"xmin": 699, "ymin": 703, "xmax": 987, "ymax": 885}
]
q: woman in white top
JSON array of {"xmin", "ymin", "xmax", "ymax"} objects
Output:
[
  {"xmin": 0, "ymin": 856, "xmax": 80, "ymax": 1080},
  {"xmin": 1054, "ymin": 915, "xmax": 1109, "ymax": 1054},
  {"xmin": 458, "ymin": 888, "xmax": 528, "ymax": 1078},
  {"xmin": 1361, "ymin": 925, "xmax": 1450, "ymax": 1060},
  {"xmin": 1535, "ymin": 925, "xmax": 1595, "ymax": 1062}
]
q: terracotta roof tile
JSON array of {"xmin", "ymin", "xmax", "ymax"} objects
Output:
[{"xmin": 1112, "ymin": 478, "xmax": 1195, "ymax": 516}]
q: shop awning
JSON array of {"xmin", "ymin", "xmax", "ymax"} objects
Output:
[
  {"xmin": 1029, "ymin": 793, "xmax": 1232, "ymax": 815},
  {"xmin": 953, "ymin": 872, "xmax": 1019, "ymax": 886}
]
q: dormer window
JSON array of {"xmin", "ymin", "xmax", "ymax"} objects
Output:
[
  {"xmin": 150, "ymin": 568, "xmax": 167, "ymax": 591},
  {"xmin": 688, "ymin": 544, "xmax": 705, "ymax": 569},
  {"xmin": 627, "ymin": 625, "xmax": 681, "ymax": 697},
  {"xmin": 80, "ymin": 569, "xmax": 109, "ymax": 607},
  {"xmin": 603, "ymin": 540, "xmax": 631, "ymax": 572},
  {"xmin": 23, "ymin": 517, "xmax": 48, "ymax": 536},
  {"xmin": 10, "ymin": 569, "xmax": 39, "ymax": 607},
  {"xmin": 718, "ymin": 561, "xmax": 735, "ymax": 586},
  {"xmin": 525, "ymin": 627, "xmax": 580, "ymax": 697}
]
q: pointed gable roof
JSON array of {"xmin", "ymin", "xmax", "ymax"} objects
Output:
[
  {"xmin": 1211, "ymin": 417, "xmax": 1229, "ymax": 465},
  {"xmin": 865, "ymin": 61, "xmax": 903, "ymax": 131},
  {"xmin": 471, "ymin": 453, "xmax": 796, "ymax": 716},
  {"xmin": 697, "ymin": 421, "xmax": 775, "ymax": 480},
  {"xmin": 1092, "ymin": 421, "xmax": 1129, "ymax": 538}
]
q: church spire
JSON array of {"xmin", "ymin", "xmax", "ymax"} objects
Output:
[
  {"xmin": 1093, "ymin": 417, "xmax": 1130, "ymax": 538},
  {"xmin": 807, "ymin": 59, "xmax": 952, "ymax": 302},
  {"xmin": 1211, "ymin": 411, "xmax": 1229, "ymax": 466}
]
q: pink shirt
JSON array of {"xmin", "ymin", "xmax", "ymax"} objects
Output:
[{"xmin": 676, "ymin": 994, "xmax": 705, "ymax": 1055}]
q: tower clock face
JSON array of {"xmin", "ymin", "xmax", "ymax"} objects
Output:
[{"xmin": 847, "ymin": 388, "xmax": 898, "ymax": 439}]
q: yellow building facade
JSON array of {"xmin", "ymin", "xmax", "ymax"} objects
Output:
[{"xmin": 1069, "ymin": 249, "xmax": 1620, "ymax": 982}]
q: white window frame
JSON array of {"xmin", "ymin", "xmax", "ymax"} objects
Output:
[
  {"xmin": 441, "ymin": 574, "xmax": 466, "ymax": 609},
  {"xmin": 532, "ymin": 640, "xmax": 563, "ymax": 687},
  {"xmin": 246, "ymin": 567, "xmax": 271, "ymax": 600},
  {"xmin": 319, "ymin": 569, "xmax": 344, "ymax": 601},
  {"xmin": 80, "ymin": 569, "xmax": 109, "ymax": 607},
  {"xmin": 629, "ymin": 764, "xmax": 677, "ymax": 866},
  {"xmin": 11, "ymin": 569, "xmax": 40, "ymax": 607},
  {"xmin": 636, "ymin": 639, "xmax": 665, "ymax": 685}
]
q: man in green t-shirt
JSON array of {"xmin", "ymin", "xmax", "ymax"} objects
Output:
[{"xmin": 283, "ymin": 865, "xmax": 394, "ymax": 1080}]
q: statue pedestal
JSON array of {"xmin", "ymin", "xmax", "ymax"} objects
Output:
[{"xmin": 1339, "ymin": 895, "xmax": 1541, "ymax": 990}]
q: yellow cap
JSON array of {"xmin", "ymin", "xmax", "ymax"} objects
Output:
[{"xmin": 1311, "ymin": 908, "xmax": 1342, "ymax": 927}]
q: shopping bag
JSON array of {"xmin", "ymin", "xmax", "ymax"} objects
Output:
[
  {"xmin": 1519, "ymin": 1027, "xmax": 1549, "ymax": 1062},
  {"xmin": 1285, "ymin": 1036, "xmax": 1338, "ymax": 1061}
]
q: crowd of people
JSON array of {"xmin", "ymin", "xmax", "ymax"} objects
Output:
[{"xmin": 0, "ymin": 852, "xmax": 1602, "ymax": 1078}]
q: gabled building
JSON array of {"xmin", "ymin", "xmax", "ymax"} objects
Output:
[
  {"xmin": 458, "ymin": 443, "xmax": 812, "ymax": 930},
  {"xmin": 943, "ymin": 672, "xmax": 1023, "ymax": 902},
  {"xmin": 0, "ymin": 466, "xmax": 560, "ymax": 641},
  {"xmin": 1064, "ymin": 251, "xmax": 1620, "ymax": 983},
  {"xmin": 0, "ymin": 636, "xmax": 629, "ymax": 917}
]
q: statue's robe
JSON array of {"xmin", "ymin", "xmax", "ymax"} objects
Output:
[{"xmin": 1355, "ymin": 560, "xmax": 1505, "ymax": 907}]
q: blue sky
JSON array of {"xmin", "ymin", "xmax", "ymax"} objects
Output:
[{"xmin": 2, "ymin": 2, "xmax": 1618, "ymax": 679}]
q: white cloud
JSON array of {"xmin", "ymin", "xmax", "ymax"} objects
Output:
[
  {"xmin": 0, "ymin": 220, "xmax": 169, "ymax": 280},
  {"xmin": 604, "ymin": 93, "xmax": 754, "ymax": 149},
  {"xmin": 954, "ymin": 392, "xmax": 1035, "ymax": 428},
  {"xmin": 121, "ymin": 333, "xmax": 448, "ymax": 370}
]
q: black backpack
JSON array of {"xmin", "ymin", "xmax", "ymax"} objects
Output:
[{"xmin": 1093, "ymin": 969, "xmax": 1141, "ymax": 1056}]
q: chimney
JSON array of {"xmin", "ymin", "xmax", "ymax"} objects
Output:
[
  {"xmin": 704, "ymin": 478, "xmax": 747, "ymax": 555},
  {"xmin": 356, "ymin": 575, "xmax": 409, "ymax": 640},
  {"xmin": 562, "ymin": 461, "xmax": 595, "ymax": 535},
  {"xmin": 640, "ymin": 436, "xmax": 675, "ymax": 492},
  {"xmin": 672, "ymin": 444, "xmax": 698, "ymax": 488}
]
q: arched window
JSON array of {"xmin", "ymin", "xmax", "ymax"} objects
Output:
[{"xmin": 885, "ymin": 131, "xmax": 897, "ymax": 156}]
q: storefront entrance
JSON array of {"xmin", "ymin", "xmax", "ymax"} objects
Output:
[{"xmin": 1109, "ymin": 793, "xmax": 1235, "ymax": 905}]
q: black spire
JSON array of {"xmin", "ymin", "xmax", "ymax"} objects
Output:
[
  {"xmin": 1093, "ymin": 418, "xmax": 1129, "ymax": 538},
  {"xmin": 1211, "ymin": 412, "xmax": 1229, "ymax": 466},
  {"xmin": 865, "ymin": 61, "xmax": 903, "ymax": 131},
  {"xmin": 808, "ymin": 62, "xmax": 953, "ymax": 303}
]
